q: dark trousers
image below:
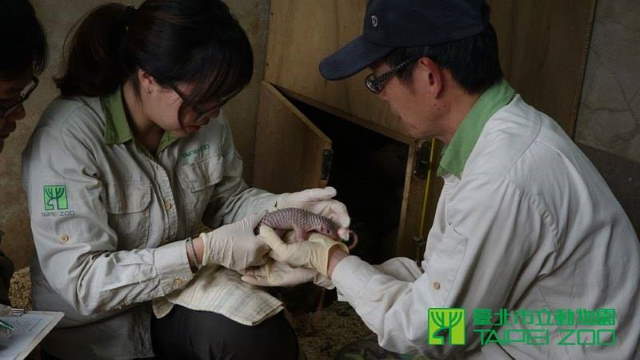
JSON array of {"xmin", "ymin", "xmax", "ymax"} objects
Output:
[
  {"xmin": 43, "ymin": 306, "xmax": 299, "ymax": 360},
  {"xmin": 151, "ymin": 305, "xmax": 299, "ymax": 360}
]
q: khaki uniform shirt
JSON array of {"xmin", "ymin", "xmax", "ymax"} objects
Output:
[
  {"xmin": 22, "ymin": 89, "xmax": 280, "ymax": 359},
  {"xmin": 333, "ymin": 82, "xmax": 640, "ymax": 359}
]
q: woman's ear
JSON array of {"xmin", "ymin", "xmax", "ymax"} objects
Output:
[{"xmin": 138, "ymin": 69, "xmax": 157, "ymax": 95}]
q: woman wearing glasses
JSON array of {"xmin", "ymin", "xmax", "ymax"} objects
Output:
[
  {"xmin": 0, "ymin": 0, "xmax": 46, "ymax": 306},
  {"xmin": 22, "ymin": 1, "xmax": 349, "ymax": 359}
]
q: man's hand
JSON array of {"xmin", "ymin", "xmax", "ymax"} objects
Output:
[
  {"xmin": 276, "ymin": 187, "xmax": 351, "ymax": 240},
  {"xmin": 241, "ymin": 260, "xmax": 333, "ymax": 288},
  {"xmin": 197, "ymin": 214, "xmax": 269, "ymax": 272},
  {"xmin": 258, "ymin": 225, "xmax": 348, "ymax": 276}
]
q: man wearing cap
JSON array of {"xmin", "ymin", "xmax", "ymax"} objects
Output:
[{"xmin": 244, "ymin": 0, "xmax": 640, "ymax": 358}]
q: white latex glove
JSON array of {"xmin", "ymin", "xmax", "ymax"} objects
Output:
[
  {"xmin": 276, "ymin": 187, "xmax": 351, "ymax": 240},
  {"xmin": 241, "ymin": 260, "xmax": 334, "ymax": 289},
  {"xmin": 200, "ymin": 214, "xmax": 269, "ymax": 271},
  {"xmin": 258, "ymin": 225, "xmax": 348, "ymax": 276}
]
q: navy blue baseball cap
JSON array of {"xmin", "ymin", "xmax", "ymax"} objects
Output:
[{"xmin": 319, "ymin": 0, "xmax": 490, "ymax": 81}]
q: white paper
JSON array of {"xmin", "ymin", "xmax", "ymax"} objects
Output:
[{"xmin": 0, "ymin": 312, "xmax": 63, "ymax": 360}]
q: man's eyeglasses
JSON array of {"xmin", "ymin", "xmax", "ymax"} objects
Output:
[
  {"xmin": 365, "ymin": 58, "xmax": 419, "ymax": 95},
  {"xmin": 0, "ymin": 77, "xmax": 39, "ymax": 119}
]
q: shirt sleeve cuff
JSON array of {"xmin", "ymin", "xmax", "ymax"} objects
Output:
[
  {"xmin": 153, "ymin": 240, "xmax": 194, "ymax": 293},
  {"xmin": 332, "ymin": 255, "xmax": 380, "ymax": 303}
]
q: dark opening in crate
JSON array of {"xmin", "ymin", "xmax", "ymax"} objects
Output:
[{"xmin": 287, "ymin": 96, "xmax": 409, "ymax": 264}]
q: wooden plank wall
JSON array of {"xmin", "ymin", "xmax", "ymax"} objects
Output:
[
  {"xmin": 265, "ymin": 1, "xmax": 398, "ymax": 134},
  {"xmin": 488, "ymin": 0, "xmax": 597, "ymax": 136},
  {"xmin": 253, "ymin": 82, "xmax": 332, "ymax": 194}
]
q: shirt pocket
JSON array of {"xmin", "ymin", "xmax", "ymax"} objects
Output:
[
  {"xmin": 424, "ymin": 225, "xmax": 468, "ymax": 305},
  {"xmin": 105, "ymin": 181, "xmax": 152, "ymax": 249},
  {"xmin": 178, "ymin": 155, "xmax": 225, "ymax": 229}
]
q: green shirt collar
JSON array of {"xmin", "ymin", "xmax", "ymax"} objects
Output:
[
  {"xmin": 158, "ymin": 132, "xmax": 178, "ymax": 152},
  {"xmin": 437, "ymin": 80, "xmax": 516, "ymax": 178},
  {"xmin": 102, "ymin": 88, "xmax": 133, "ymax": 145},
  {"xmin": 101, "ymin": 88, "xmax": 178, "ymax": 152}
]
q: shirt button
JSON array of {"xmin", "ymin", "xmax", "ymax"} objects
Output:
[
  {"xmin": 173, "ymin": 278, "xmax": 185, "ymax": 287},
  {"xmin": 433, "ymin": 281, "xmax": 441, "ymax": 290},
  {"xmin": 164, "ymin": 201, "xmax": 173, "ymax": 210},
  {"xmin": 60, "ymin": 234, "xmax": 70, "ymax": 243}
]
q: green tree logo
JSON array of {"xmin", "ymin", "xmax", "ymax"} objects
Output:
[
  {"xmin": 44, "ymin": 185, "xmax": 68, "ymax": 211},
  {"xmin": 428, "ymin": 308, "xmax": 466, "ymax": 345}
]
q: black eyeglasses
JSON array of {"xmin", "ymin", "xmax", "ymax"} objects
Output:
[
  {"xmin": 0, "ymin": 77, "xmax": 39, "ymax": 119},
  {"xmin": 170, "ymin": 84, "xmax": 229, "ymax": 118},
  {"xmin": 364, "ymin": 58, "xmax": 419, "ymax": 94}
]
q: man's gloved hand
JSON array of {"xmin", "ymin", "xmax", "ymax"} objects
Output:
[
  {"xmin": 199, "ymin": 214, "xmax": 269, "ymax": 271},
  {"xmin": 258, "ymin": 225, "xmax": 348, "ymax": 276},
  {"xmin": 241, "ymin": 260, "xmax": 334, "ymax": 288},
  {"xmin": 276, "ymin": 187, "xmax": 351, "ymax": 240}
]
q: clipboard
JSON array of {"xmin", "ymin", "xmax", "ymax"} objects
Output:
[{"xmin": 0, "ymin": 311, "xmax": 64, "ymax": 360}]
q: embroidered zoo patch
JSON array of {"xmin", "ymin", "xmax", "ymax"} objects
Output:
[{"xmin": 43, "ymin": 185, "xmax": 69, "ymax": 211}]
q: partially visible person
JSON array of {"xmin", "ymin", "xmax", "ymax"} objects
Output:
[{"xmin": 0, "ymin": 0, "xmax": 47, "ymax": 306}]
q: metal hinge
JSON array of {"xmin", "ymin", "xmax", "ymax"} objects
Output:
[
  {"xmin": 321, "ymin": 149, "xmax": 333, "ymax": 181},
  {"xmin": 414, "ymin": 235, "xmax": 428, "ymax": 247},
  {"xmin": 413, "ymin": 141, "xmax": 431, "ymax": 180}
]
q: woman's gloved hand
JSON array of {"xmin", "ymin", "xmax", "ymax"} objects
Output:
[
  {"xmin": 276, "ymin": 187, "xmax": 351, "ymax": 240},
  {"xmin": 198, "ymin": 214, "xmax": 269, "ymax": 272}
]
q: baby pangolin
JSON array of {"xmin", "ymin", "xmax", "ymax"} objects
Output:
[{"xmin": 259, "ymin": 208, "xmax": 357, "ymax": 249}]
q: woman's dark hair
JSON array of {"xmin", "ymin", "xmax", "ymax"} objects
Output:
[
  {"xmin": 0, "ymin": 0, "xmax": 47, "ymax": 80},
  {"xmin": 56, "ymin": 0, "xmax": 253, "ymax": 115},
  {"xmin": 385, "ymin": 23, "xmax": 503, "ymax": 94}
]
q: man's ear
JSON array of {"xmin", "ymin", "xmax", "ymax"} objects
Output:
[{"xmin": 415, "ymin": 57, "xmax": 444, "ymax": 98}]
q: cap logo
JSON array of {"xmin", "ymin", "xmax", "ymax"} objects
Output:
[{"xmin": 371, "ymin": 15, "xmax": 379, "ymax": 28}]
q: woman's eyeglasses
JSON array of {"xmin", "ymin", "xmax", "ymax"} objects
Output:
[{"xmin": 170, "ymin": 84, "xmax": 229, "ymax": 118}]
